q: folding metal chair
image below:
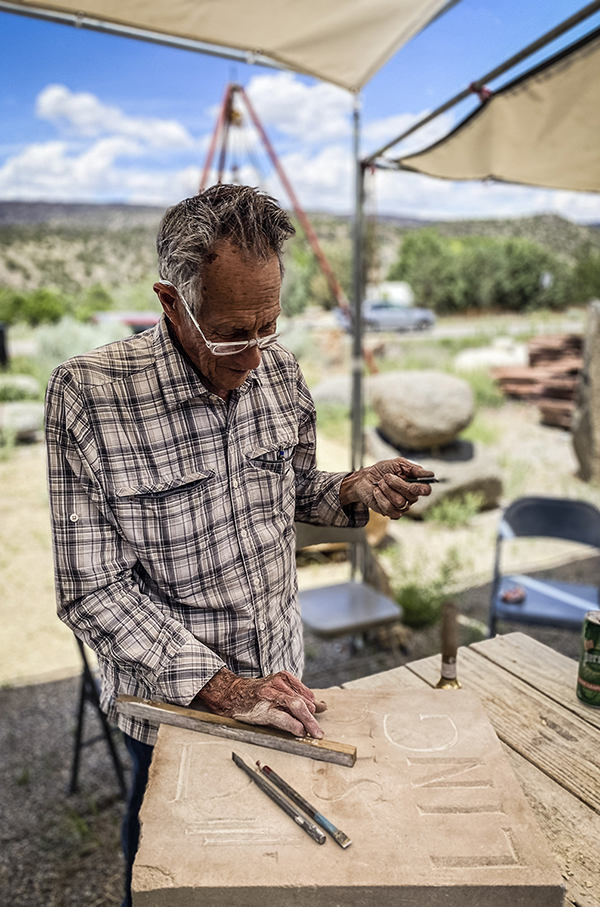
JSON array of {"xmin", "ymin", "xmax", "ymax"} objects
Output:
[
  {"xmin": 70, "ymin": 636, "xmax": 127, "ymax": 799},
  {"xmin": 489, "ymin": 496, "xmax": 600, "ymax": 637},
  {"xmin": 296, "ymin": 522, "xmax": 401, "ymax": 650}
]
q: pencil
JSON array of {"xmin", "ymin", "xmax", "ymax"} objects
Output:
[
  {"xmin": 231, "ymin": 752, "xmax": 326, "ymax": 845},
  {"xmin": 257, "ymin": 760, "xmax": 352, "ymax": 849}
]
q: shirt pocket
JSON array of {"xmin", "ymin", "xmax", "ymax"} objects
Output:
[
  {"xmin": 245, "ymin": 440, "xmax": 297, "ymax": 475},
  {"xmin": 115, "ymin": 471, "xmax": 214, "ymax": 498},
  {"xmin": 112, "ymin": 469, "xmax": 215, "ymax": 557}
]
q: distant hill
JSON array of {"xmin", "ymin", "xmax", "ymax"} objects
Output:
[
  {"xmin": 430, "ymin": 213, "xmax": 600, "ymax": 259},
  {"xmin": 0, "ymin": 201, "xmax": 598, "ymax": 294},
  {"xmin": 0, "ymin": 201, "xmax": 165, "ymax": 230}
]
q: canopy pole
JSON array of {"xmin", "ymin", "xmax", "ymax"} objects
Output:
[{"xmin": 351, "ymin": 95, "xmax": 365, "ymax": 473}]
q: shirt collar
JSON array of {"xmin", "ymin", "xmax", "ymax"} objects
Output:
[{"xmin": 153, "ymin": 316, "xmax": 262, "ymax": 409}]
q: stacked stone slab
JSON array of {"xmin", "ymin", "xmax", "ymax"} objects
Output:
[
  {"xmin": 132, "ymin": 688, "xmax": 563, "ymax": 907},
  {"xmin": 491, "ymin": 335, "xmax": 583, "ymax": 429}
]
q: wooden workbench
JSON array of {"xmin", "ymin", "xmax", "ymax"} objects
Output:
[{"xmin": 344, "ymin": 631, "xmax": 600, "ymax": 907}]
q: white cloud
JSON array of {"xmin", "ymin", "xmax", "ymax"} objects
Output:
[
  {"xmin": 245, "ymin": 72, "xmax": 352, "ymax": 144},
  {"xmin": 2, "ymin": 75, "xmax": 600, "ymax": 224},
  {"xmin": 363, "ymin": 110, "xmax": 456, "ymax": 158},
  {"xmin": 370, "ymin": 169, "xmax": 600, "ymax": 222},
  {"xmin": 36, "ymin": 84, "xmax": 194, "ymax": 149},
  {"xmin": 0, "ymin": 137, "xmax": 198, "ymax": 204}
]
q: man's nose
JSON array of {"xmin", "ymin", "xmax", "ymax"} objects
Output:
[{"xmin": 233, "ymin": 342, "xmax": 262, "ymax": 370}]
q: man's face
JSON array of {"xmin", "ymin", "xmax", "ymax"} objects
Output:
[{"xmin": 170, "ymin": 241, "xmax": 282, "ymax": 397}]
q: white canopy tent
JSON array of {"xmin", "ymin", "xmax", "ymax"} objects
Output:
[
  {"xmin": 0, "ymin": 0, "xmax": 457, "ymax": 92},
  {"xmin": 396, "ymin": 24, "xmax": 600, "ymax": 193}
]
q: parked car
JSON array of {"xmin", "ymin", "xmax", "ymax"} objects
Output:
[{"xmin": 335, "ymin": 300, "xmax": 435, "ymax": 333}]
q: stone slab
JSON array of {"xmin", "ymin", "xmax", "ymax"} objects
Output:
[{"xmin": 133, "ymin": 688, "xmax": 563, "ymax": 907}]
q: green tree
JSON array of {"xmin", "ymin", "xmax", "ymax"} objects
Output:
[
  {"xmin": 0, "ymin": 289, "xmax": 27, "ymax": 326},
  {"xmin": 387, "ymin": 229, "xmax": 576, "ymax": 314},
  {"xmin": 21, "ymin": 288, "xmax": 68, "ymax": 325},
  {"xmin": 72, "ymin": 283, "xmax": 115, "ymax": 322},
  {"xmin": 573, "ymin": 244, "xmax": 600, "ymax": 302},
  {"xmin": 388, "ymin": 229, "xmax": 465, "ymax": 313}
]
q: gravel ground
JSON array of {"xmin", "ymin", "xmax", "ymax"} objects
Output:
[{"xmin": 1, "ymin": 554, "xmax": 593, "ymax": 907}]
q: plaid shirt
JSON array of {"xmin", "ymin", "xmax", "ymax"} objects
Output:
[{"xmin": 45, "ymin": 317, "xmax": 367, "ymax": 744}]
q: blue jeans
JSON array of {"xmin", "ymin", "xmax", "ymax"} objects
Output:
[{"xmin": 121, "ymin": 733, "xmax": 154, "ymax": 907}]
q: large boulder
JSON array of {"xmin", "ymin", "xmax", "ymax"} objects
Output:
[
  {"xmin": 366, "ymin": 427, "xmax": 503, "ymax": 517},
  {"xmin": 310, "ymin": 376, "xmax": 354, "ymax": 407},
  {"xmin": 573, "ymin": 300, "xmax": 600, "ymax": 481},
  {"xmin": 369, "ymin": 370, "xmax": 474, "ymax": 450}
]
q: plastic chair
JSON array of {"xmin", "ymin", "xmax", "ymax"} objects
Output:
[
  {"xmin": 70, "ymin": 636, "xmax": 127, "ymax": 799},
  {"xmin": 295, "ymin": 522, "xmax": 401, "ymax": 648},
  {"xmin": 489, "ymin": 496, "xmax": 600, "ymax": 637}
]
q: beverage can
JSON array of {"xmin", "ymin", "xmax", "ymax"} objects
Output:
[{"xmin": 576, "ymin": 610, "xmax": 600, "ymax": 707}]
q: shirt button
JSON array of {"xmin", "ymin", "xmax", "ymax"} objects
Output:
[
  {"xmin": 258, "ymin": 623, "xmax": 266, "ymax": 631},
  {"xmin": 232, "ymin": 479, "xmax": 239, "ymax": 488},
  {"xmin": 240, "ymin": 529, "xmax": 248, "ymax": 537},
  {"xmin": 69, "ymin": 513, "xmax": 79, "ymax": 522}
]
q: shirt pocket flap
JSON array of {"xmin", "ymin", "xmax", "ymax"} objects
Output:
[
  {"xmin": 246, "ymin": 440, "xmax": 297, "ymax": 463},
  {"xmin": 116, "ymin": 470, "xmax": 214, "ymax": 498}
]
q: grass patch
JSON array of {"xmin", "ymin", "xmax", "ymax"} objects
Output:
[
  {"xmin": 0, "ymin": 428, "xmax": 16, "ymax": 462},
  {"xmin": 460, "ymin": 413, "xmax": 500, "ymax": 445},
  {"xmin": 437, "ymin": 332, "xmax": 495, "ymax": 354},
  {"xmin": 315, "ymin": 401, "xmax": 351, "ymax": 442},
  {"xmin": 424, "ymin": 492, "xmax": 485, "ymax": 528},
  {"xmin": 458, "ymin": 369, "xmax": 505, "ymax": 408}
]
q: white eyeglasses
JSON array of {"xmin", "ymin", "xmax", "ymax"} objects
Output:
[{"xmin": 158, "ymin": 279, "xmax": 280, "ymax": 357}]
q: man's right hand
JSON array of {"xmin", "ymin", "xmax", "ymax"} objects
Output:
[{"xmin": 194, "ymin": 667, "xmax": 326, "ymax": 738}]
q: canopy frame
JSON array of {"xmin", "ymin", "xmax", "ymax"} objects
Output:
[
  {"xmin": 363, "ymin": 0, "xmax": 600, "ymax": 168},
  {"xmin": 0, "ymin": 0, "xmax": 289, "ymax": 70},
  {"xmin": 397, "ymin": 22, "xmax": 600, "ymax": 182}
]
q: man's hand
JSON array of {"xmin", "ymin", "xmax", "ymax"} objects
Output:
[
  {"xmin": 340, "ymin": 457, "xmax": 434, "ymax": 518},
  {"xmin": 194, "ymin": 667, "xmax": 327, "ymax": 738}
]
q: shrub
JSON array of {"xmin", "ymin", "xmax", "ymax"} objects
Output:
[
  {"xmin": 22, "ymin": 289, "xmax": 68, "ymax": 325},
  {"xmin": 0, "ymin": 288, "xmax": 68, "ymax": 326},
  {"xmin": 71, "ymin": 283, "xmax": 115, "ymax": 322},
  {"xmin": 0, "ymin": 289, "xmax": 27, "ymax": 326},
  {"xmin": 35, "ymin": 316, "xmax": 129, "ymax": 378},
  {"xmin": 392, "ymin": 547, "xmax": 461, "ymax": 628},
  {"xmin": 388, "ymin": 229, "xmax": 576, "ymax": 314}
]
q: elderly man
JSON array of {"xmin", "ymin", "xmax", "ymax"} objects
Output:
[{"xmin": 45, "ymin": 185, "xmax": 432, "ymax": 904}]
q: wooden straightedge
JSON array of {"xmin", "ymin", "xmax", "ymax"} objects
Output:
[{"xmin": 116, "ymin": 695, "xmax": 356, "ymax": 767}]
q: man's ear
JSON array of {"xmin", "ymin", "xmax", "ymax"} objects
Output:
[{"xmin": 153, "ymin": 282, "xmax": 179, "ymax": 326}]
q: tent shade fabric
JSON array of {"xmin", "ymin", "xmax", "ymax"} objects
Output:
[
  {"xmin": 396, "ymin": 25, "xmax": 600, "ymax": 193},
  {"xmin": 5, "ymin": 0, "xmax": 456, "ymax": 91}
]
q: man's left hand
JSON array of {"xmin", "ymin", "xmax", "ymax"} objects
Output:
[
  {"xmin": 340, "ymin": 458, "xmax": 434, "ymax": 518},
  {"xmin": 194, "ymin": 667, "xmax": 326, "ymax": 738}
]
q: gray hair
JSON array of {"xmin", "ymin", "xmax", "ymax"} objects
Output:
[{"xmin": 156, "ymin": 185, "xmax": 295, "ymax": 313}]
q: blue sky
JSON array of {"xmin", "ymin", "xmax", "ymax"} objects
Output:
[{"xmin": 1, "ymin": 0, "xmax": 599, "ymax": 221}]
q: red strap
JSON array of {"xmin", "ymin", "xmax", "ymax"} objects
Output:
[{"xmin": 469, "ymin": 82, "xmax": 493, "ymax": 103}]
